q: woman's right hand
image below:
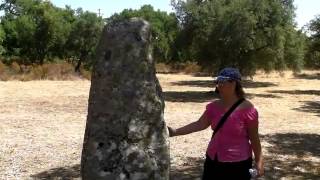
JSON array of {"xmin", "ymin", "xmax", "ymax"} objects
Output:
[
  {"xmin": 256, "ymin": 159, "xmax": 264, "ymax": 177},
  {"xmin": 167, "ymin": 126, "xmax": 176, "ymax": 137}
]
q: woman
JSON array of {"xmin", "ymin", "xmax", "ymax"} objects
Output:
[{"xmin": 168, "ymin": 67, "xmax": 264, "ymax": 179}]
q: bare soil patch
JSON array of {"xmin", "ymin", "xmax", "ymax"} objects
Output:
[{"xmin": 0, "ymin": 71, "xmax": 319, "ymax": 179}]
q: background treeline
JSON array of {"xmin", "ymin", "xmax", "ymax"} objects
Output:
[{"xmin": 0, "ymin": 0, "xmax": 319, "ymax": 80}]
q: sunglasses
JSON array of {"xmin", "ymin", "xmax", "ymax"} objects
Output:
[{"xmin": 215, "ymin": 79, "xmax": 234, "ymax": 85}]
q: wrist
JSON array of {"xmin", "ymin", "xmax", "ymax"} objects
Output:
[
  {"xmin": 168, "ymin": 127, "xmax": 177, "ymax": 137},
  {"xmin": 255, "ymin": 156, "xmax": 263, "ymax": 163}
]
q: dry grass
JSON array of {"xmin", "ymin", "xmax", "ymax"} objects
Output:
[
  {"xmin": 0, "ymin": 62, "xmax": 91, "ymax": 81},
  {"xmin": 0, "ymin": 61, "xmax": 10, "ymax": 81},
  {"xmin": 2, "ymin": 62, "xmax": 201, "ymax": 81},
  {"xmin": 0, "ymin": 70, "xmax": 319, "ymax": 179},
  {"xmin": 156, "ymin": 63, "xmax": 173, "ymax": 73},
  {"xmin": 156, "ymin": 62, "xmax": 202, "ymax": 74}
]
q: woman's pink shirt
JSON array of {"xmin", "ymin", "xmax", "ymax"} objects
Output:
[{"xmin": 204, "ymin": 101, "xmax": 259, "ymax": 162}]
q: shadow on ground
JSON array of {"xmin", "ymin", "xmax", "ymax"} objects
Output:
[
  {"xmin": 30, "ymin": 133, "xmax": 320, "ymax": 180},
  {"xmin": 294, "ymin": 73, "xmax": 320, "ymax": 80},
  {"xmin": 163, "ymin": 91, "xmax": 281, "ymax": 103},
  {"xmin": 31, "ymin": 158, "xmax": 204, "ymax": 180},
  {"xmin": 170, "ymin": 157, "xmax": 204, "ymax": 180},
  {"xmin": 30, "ymin": 164, "xmax": 80, "ymax": 180},
  {"xmin": 261, "ymin": 133, "xmax": 320, "ymax": 179},
  {"xmin": 268, "ymin": 90, "xmax": 320, "ymax": 96},
  {"xmin": 171, "ymin": 80, "xmax": 278, "ymax": 89},
  {"xmin": 163, "ymin": 91, "xmax": 218, "ymax": 103},
  {"xmin": 294, "ymin": 101, "xmax": 320, "ymax": 117},
  {"xmin": 170, "ymin": 133, "xmax": 320, "ymax": 179}
]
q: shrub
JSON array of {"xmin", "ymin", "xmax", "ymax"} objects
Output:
[
  {"xmin": 156, "ymin": 63, "xmax": 173, "ymax": 73},
  {"xmin": 10, "ymin": 62, "xmax": 21, "ymax": 73},
  {"xmin": 0, "ymin": 61, "xmax": 6, "ymax": 74},
  {"xmin": 182, "ymin": 62, "xmax": 201, "ymax": 74},
  {"xmin": 80, "ymin": 68, "xmax": 91, "ymax": 80}
]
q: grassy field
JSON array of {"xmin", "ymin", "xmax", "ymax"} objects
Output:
[{"xmin": 0, "ymin": 70, "xmax": 319, "ymax": 179}]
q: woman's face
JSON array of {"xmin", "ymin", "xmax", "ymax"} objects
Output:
[{"xmin": 216, "ymin": 80, "xmax": 236, "ymax": 96}]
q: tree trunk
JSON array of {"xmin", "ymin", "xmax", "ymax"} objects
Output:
[{"xmin": 75, "ymin": 58, "xmax": 82, "ymax": 73}]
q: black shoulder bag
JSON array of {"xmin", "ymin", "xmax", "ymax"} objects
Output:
[{"xmin": 211, "ymin": 98, "xmax": 245, "ymax": 139}]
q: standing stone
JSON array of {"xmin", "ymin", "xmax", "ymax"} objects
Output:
[{"xmin": 81, "ymin": 18, "xmax": 169, "ymax": 180}]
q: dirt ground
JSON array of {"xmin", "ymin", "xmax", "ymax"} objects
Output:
[{"xmin": 0, "ymin": 70, "xmax": 319, "ymax": 180}]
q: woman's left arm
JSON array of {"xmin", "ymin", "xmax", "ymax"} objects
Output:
[{"xmin": 248, "ymin": 125, "xmax": 264, "ymax": 177}]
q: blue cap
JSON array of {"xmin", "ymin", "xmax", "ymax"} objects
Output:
[{"xmin": 215, "ymin": 67, "xmax": 241, "ymax": 82}]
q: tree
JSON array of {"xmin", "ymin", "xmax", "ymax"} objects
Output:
[
  {"xmin": 305, "ymin": 15, "xmax": 320, "ymax": 68},
  {"xmin": 0, "ymin": 0, "xmax": 74, "ymax": 64},
  {"xmin": 0, "ymin": 0, "xmax": 39, "ymax": 64},
  {"xmin": 65, "ymin": 8, "xmax": 104, "ymax": 72},
  {"xmin": 172, "ymin": 0, "xmax": 306, "ymax": 75},
  {"xmin": 0, "ymin": 0, "xmax": 20, "ymax": 16},
  {"xmin": 0, "ymin": 25, "xmax": 6, "ymax": 55},
  {"xmin": 108, "ymin": 5, "xmax": 179, "ymax": 63},
  {"xmin": 31, "ymin": 1, "xmax": 74, "ymax": 64}
]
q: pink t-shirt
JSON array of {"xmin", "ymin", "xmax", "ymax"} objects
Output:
[{"xmin": 204, "ymin": 101, "xmax": 259, "ymax": 162}]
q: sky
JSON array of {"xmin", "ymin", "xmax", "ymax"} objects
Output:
[{"xmin": 49, "ymin": 0, "xmax": 320, "ymax": 29}]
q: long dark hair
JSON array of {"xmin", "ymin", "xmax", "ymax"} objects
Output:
[{"xmin": 235, "ymin": 81, "xmax": 245, "ymax": 98}]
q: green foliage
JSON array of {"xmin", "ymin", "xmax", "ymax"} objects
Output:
[
  {"xmin": 0, "ymin": 0, "xmax": 22, "ymax": 16},
  {"xmin": 28, "ymin": 1, "xmax": 74, "ymax": 64},
  {"xmin": 305, "ymin": 15, "xmax": 320, "ymax": 68},
  {"xmin": 172, "ymin": 0, "xmax": 306, "ymax": 75},
  {"xmin": 0, "ymin": 0, "xmax": 103, "ymax": 69},
  {"xmin": 108, "ymin": 5, "xmax": 179, "ymax": 63},
  {"xmin": 0, "ymin": 24, "xmax": 6, "ymax": 55},
  {"xmin": 1, "ymin": 0, "xmax": 73, "ymax": 64},
  {"xmin": 0, "ymin": 0, "xmax": 312, "ymax": 75},
  {"xmin": 65, "ymin": 8, "xmax": 104, "ymax": 72}
]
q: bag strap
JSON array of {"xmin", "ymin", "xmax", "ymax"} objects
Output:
[{"xmin": 211, "ymin": 98, "xmax": 245, "ymax": 139}]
